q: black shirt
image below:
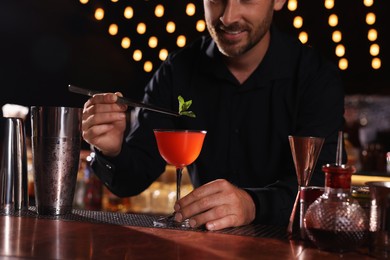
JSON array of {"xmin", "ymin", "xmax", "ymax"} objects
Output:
[{"xmin": 92, "ymin": 25, "xmax": 345, "ymax": 226}]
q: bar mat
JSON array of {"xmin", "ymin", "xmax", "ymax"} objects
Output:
[{"xmin": 1, "ymin": 207, "xmax": 288, "ymax": 240}]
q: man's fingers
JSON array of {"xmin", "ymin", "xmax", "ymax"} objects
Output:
[
  {"xmin": 204, "ymin": 214, "xmax": 238, "ymax": 231},
  {"xmin": 188, "ymin": 205, "xmax": 238, "ymax": 230}
]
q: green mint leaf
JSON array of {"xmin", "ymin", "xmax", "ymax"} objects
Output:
[
  {"xmin": 180, "ymin": 111, "xmax": 196, "ymax": 118},
  {"xmin": 182, "ymin": 100, "xmax": 192, "ymax": 111},
  {"xmin": 178, "ymin": 95, "xmax": 196, "ymax": 118}
]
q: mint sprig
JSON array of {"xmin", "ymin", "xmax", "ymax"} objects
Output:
[{"xmin": 178, "ymin": 95, "xmax": 196, "ymax": 118}]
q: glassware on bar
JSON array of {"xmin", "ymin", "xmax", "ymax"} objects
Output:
[
  {"xmin": 304, "ymin": 164, "xmax": 369, "ymax": 252},
  {"xmin": 287, "ymin": 135, "xmax": 324, "ymax": 239},
  {"xmin": 304, "ymin": 132, "xmax": 368, "ymax": 252},
  {"xmin": 153, "ymin": 129, "xmax": 206, "ymax": 228}
]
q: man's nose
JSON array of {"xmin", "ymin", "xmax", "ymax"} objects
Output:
[{"xmin": 219, "ymin": 0, "xmax": 241, "ymax": 25}]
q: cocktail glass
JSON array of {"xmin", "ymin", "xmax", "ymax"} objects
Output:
[
  {"xmin": 153, "ymin": 129, "xmax": 206, "ymax": 228},
  {"xmin": 287, "ymin": 135, "xmax": 324, "ymax": 239}
]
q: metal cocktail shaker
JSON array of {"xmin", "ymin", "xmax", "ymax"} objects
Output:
[
  {"xmin": 0, "ymin": 117, "xmax": 29, "ymax": 214},
  {"xmin": 30, "ymin": 106, "xmax": 82, "ymax": 215}
]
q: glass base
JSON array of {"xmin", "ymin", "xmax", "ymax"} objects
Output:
[{"xmin": 153, "ymin": 214, "xmax": 191, "ymax": 228}]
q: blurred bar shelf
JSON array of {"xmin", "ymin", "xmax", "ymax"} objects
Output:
[{"xmin": 352, "ymin": 172, "xmax": 390, "ymax": 186}]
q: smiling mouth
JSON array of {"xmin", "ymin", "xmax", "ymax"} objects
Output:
[
  {"xmin": 218, "ymin": 24, "xmax": 244, "ymax": 33},
  {"xmin": 221, "ymin": 28, "xmax": 243, "ymax": 35},
  {"xmin": 217, "ymin": 23, "xmax": 247, "ymax": 38},
  {"xmin": 217, "ymin": 27, "xmax": 246, "ymax": 43}
]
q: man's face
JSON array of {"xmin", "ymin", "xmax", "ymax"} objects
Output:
[{"xmin": 203, "ymin": 0, "xmax": 275, "ymax": 58}]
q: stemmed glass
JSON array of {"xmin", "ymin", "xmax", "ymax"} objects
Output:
[
  {"xmin": 153, "ymin": 129, "xmax": 207, "ymax": 228},
  {"xmin": 287, "ymin": 135, "xmax": 324, "ymax": 239}
]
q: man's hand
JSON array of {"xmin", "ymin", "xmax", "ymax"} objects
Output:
[
  {"xmin": 174, "ymin": 179, "xmax": 256, "ymax": 231},
  {"xmin": 82, "ymin": 92, "xmax": 128, "ymax": 157}
]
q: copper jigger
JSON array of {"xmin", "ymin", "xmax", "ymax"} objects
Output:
[{"xmin": 287, "ymin": 135, "xmax": 324, "ymax": 239}]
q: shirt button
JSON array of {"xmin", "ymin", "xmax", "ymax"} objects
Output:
[{"xmin": 106, "ymin": 164, "xmax": 112, "ymax": 170}]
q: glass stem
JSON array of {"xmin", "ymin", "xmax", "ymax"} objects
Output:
[{"xmin": 176, "ymin": 167, "xmax": 183, "ymax": 201}]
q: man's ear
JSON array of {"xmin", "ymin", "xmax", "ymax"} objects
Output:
[{"xmin": 274, "ymin": 0, "xmax": 287, "ymax": 11}]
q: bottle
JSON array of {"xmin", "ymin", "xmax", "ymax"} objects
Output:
[
  {"xmin": 0, "ymin": 117, "xmax": 28, "ymax": 213},
  {"xmin": 361, "ymin": 143, "xmax": 386, "ymax": 173},
  {"xmin": 304, "ymin": 164, "xmax": 368, "ymax": 253},
  {"xmin": 73, "ymin": 151, "xmax": 87, "ymax": 209},
  {"xmin": 102, "ymin": 187, "xmax": 131, "ymax": 212},
  {"xmin": 83, "ymin": 152, "xmax": 103, "ymax": 211},
  {"xmin": 343, "ymin": 133, "xmax": 361, "ymax": 171}
]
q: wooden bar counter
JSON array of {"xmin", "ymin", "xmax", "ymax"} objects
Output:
[{"xmin": 0, "ymin": 209, "xmax": 374, "ymax": 259}]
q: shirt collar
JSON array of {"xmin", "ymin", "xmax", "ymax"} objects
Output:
[{"xmin": 201, "ymin": 24, "xmax": 297, "ymax": 83}]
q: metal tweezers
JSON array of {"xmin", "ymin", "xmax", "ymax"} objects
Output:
[{"xmin": 68, "ymin": 84, "xmax": 180, "ymax": 117}]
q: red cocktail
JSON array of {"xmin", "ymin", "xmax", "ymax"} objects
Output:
[{"xmin": 153, "ymin": 129, "xmax": 206, "ymax": 228}]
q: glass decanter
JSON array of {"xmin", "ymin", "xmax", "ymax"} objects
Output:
[{"xmin": 304, "ymin": 163, "xmax": 369, "ymax": 253}]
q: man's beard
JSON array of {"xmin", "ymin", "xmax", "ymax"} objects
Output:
[{"xmin": 207, "ymin": 10, "xmax": 273, "ymax": 57}]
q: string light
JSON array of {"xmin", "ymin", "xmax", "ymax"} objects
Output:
[
  {"xmin": 124, "ymin": 6, "xmax": 134, "ymax": 19},
  {"xmin": 322, "ymin": 1, "xmax": 348, "ymax": 70},
  {"xmin": 121, "ymin": 37, "xmax": 131, "ymax": 49},
  {"xmin": 339, "ymin": 58, "xmax": 348, "ymax": 70},
  {"xmin": 324, "ymin": 0, "xmax": 334, "ymax": 9},
  {"xmin": 166, "ymin": 22, "xmax": 176, "ymax": 33},
  {"xmin": 86, "ymin": 1, "xmax": 203, "ymax": 72},
  {"xmin": 144, "ymin": 61, "xmax": 153, "ymax": 72},
  {"xmin": 108, "ymin": 24, "xmax": 118, "ymax": 36},
  {"xmin": 335, "ymin": 44, "xmax": 345, "ymax": 57},
  {"xmin": 366, "ymin": 13, "xmax": 376, "ymax": 25},
  {"xmin": 332, "ymin": 30, "xmax": 342, "ymax": 43},
  {"xmin": 136, "ymin": 23, "xmax": 147, "ymax": 35},
  {"xmin": 148, "ymin": 36, "xmax": 158, "ymax": 48},
  {"xmin": 133, "ymin": 50, "xmax": 142, "ymax": 61},
  {"xmin": 298, "ymin": 32, "xmax": 308, "ymax": 44},
  {"xmin": 287, "ymin": 0, "xmax": 298, "ymax": 11},
  {"xmin": 372, "ymin": 57, "xmax": 381, "ymax": 69},
  {"xmin": 94, "ymin": 8, "xmax": 104, "ymax": 20},
  {"xmin": 196, "ymin": 20, "xmax": 206, "ymax": 32},
  {"xmin": 186, "ymin": 3, "xmax": 196, "ymax": 16},
  {"xmin": 328, "ymin": 14, "xmax": 338, "ymax": 27},
  {"xmin": 367, "ymin": 29, "xmax": 377, "ymax": 41},
  {"xmin": 363, "ymin": 0, "xmax": 374, "ymax": 7},
  {"xmin": 176, "ymin": 35, "xmax": 186, "ymax": 48},
  {"xmin": 369, "ymin": 43, "xmax": 380, "ymax": 56},
  {"xmin": 288, "ymin": 1, "xmax": 309, "ymax": 44},
  {"xmin": 84, "ymin": 0, "xmax": 383, "ymax": 74},
  {"xmin": 155, "ymin": 5, "xmax": 164, "ymax": 17},
  {"xmin": 293, "ymin": 16, "xmax": 303, "ymax": 29},
  {"xmin": 159, "ymin": 49, "xmax": 169, "ymax": 61},
  {"xmin": 364, "ymin": 2, "xmax": 381, "ymax": 70}
]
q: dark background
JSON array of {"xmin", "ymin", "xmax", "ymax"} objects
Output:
[{"xmin": 0, "ymin": 0, "xmax": 389, "ymax": 111}]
